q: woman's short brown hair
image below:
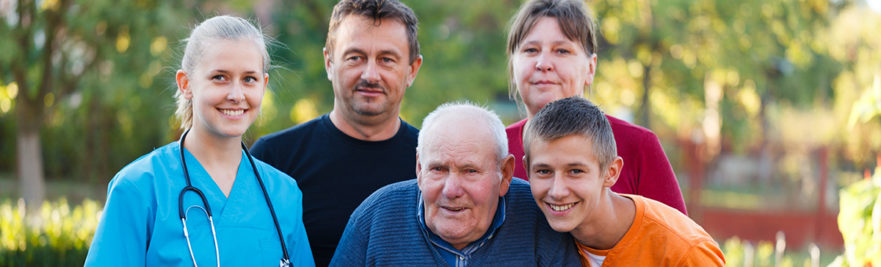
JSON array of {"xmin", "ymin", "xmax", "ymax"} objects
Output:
[{"xmin": 506, "ymin": 0, "xmax": 598, "ymax": 101}]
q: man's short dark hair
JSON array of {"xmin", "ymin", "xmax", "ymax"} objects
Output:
[
  {"xmin": 523, "ymin": 97, "xmax": 617, "ymax": 170},
  {"xmin": 326, "ymin": 0, "xmax": 420, "ymax": 64}
]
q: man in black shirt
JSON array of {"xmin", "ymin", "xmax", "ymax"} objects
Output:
[{"xmin": 250, "ymin": 0, "xmax": 423, "ymax": 265}]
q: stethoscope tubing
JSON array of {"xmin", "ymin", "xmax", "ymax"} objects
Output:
[{"xmin": 177, "ymin": 128, "xmax": 291, "ymax": 266}]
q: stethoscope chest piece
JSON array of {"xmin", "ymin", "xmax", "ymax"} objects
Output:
[{"xmin": 176, "ymin": 129, "xmax": 291, "ymax": 266}]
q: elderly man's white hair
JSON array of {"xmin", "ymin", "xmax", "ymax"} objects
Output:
[{"xmin": 417, "ymin": 101, "xmax": 509, "ymax": 165}]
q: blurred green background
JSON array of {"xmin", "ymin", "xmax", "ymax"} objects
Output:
[{"xmin": 2, "ymin": 0, "xmax": 881, "ymax": 265}]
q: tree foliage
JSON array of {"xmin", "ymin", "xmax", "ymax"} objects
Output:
[
  {"xmin": 0, "ymin": 0, "xmax": 197, "ymax": 205},
  {"xmin": 834, "ymin": 168, "xmax": 881, "ymax": 266},
  {"xmin": 0, "ymin": 0, "xmax": 879, "ymax": 193}
]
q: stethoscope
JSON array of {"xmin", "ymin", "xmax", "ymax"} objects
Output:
[{"xmin": 177, "ymin": 128, "xmax": 292, "ymax": 267}]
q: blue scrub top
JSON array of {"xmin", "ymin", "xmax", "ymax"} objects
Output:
[{"xmin": 85, "ymin": 142, "xmax": 314, "ymax": 266}]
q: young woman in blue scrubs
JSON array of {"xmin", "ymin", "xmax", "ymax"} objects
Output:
[{"xmin": 85, "ymin": 15, "xmax": 314, "ymax": 266}]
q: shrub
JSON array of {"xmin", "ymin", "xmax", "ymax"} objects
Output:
[
  {"xmin": 831, "ymin": 165, "xmax": 881, "ymax": 266},
  {"xmin": 0, "ymin": 199, "xmax": 100, "ymax": 266}
]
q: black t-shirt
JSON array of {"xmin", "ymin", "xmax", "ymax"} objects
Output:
[{"xmin": 250, "ymin": 114, "xmax": 419, "ymax": 266}]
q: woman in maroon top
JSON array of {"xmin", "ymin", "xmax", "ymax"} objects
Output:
[{"xmin": 505, "ymin": 0, "xmax": 687, "ymax": 215}]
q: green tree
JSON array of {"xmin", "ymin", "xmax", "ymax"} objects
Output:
[
  {"xmin": 0, "ymin": 0, "xmax": 193, "ymax": 207},
  {"xmin": 592, "ymin": 0, "xmax": 845, "ymax": 154}
]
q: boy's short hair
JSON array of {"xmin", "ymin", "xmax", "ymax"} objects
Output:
[{"xmin": 523, "ymin": 97, "xmax": 617, "ymax": 170}]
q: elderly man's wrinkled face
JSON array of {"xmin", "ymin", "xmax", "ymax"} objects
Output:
[{"xmin": 417, "ymin": 117, "xmax": 512, "ymax": 250}]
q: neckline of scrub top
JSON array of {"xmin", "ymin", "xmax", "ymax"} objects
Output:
[{"xmin": 180, "ymin": 146, "xmax": 252, "ymax": 219}]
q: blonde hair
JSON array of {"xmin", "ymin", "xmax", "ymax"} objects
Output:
[{"xmin": 175, "ymin": 15, "xmax": 270, "ymax": 129}]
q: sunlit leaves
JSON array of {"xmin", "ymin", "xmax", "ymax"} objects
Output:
[
  {"xmin": 43, "ymin": 92, "xmax": 53, "ymax": 108},
  {"xmin": 836, "ymin": 170, "xmax": 881, "ymax": 266},
  {"xmin": 4, "ymin": 82, "xmax": 15, "ymax": 99},
  {"xmin": 601, "ymin": 16, "xmax": 621, "ymax": 44},
  {"xmin": 737, "ymin": 80, "xmax": 761, "ymax": 117},
  {"xmin": 39, "ymin": 0, "xmax": 60, "ymax": 11},
  {"xmin": 115, "ymin": 26, "xmax": 130, "ymax": 53},
  {"xmin": 149, "ymin": 36, "xmax": 167, "ymax": 56},
  {"xmin": 848, "ymin": 75, "xmax": 881, "ymax": 127},
  {"xmin": 0, "ymin": 82, "xmax": 15, "ymax": 114},
  {"xmin": 290, "ymin": 98, "xmax": 319, "ymax": 125},
  {"xmin": 138, "ymin": 61, "xmax": 161, "ymax": 88}
]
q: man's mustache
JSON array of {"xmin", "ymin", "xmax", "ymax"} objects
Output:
[{"xmin": 354, "ymin": 80, "xmax": 385, "ymax": 93}]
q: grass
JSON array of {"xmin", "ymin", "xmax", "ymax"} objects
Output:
[
  {"xmin": 0, "ymin": 174, "xmax": 107, "ymax": 204},
  {"xmin": 721, "ymin": 236, "xmax": 842, "ymax": 267},
  {"xmin": 695, "ymin": 182, "xmax": 832, "ymax": 211}
]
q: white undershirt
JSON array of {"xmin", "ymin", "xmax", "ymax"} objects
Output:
[{"xmin": 582, "ymin": 247, "xmax": 607, "ymax": 267}]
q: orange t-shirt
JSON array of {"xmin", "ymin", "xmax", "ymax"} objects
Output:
[{"xmin": 576, "ymin": 194, "xmax": 725, "ymax": 266}]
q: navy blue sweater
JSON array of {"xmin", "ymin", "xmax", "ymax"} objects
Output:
[{"xmin": 330, "ymin": 179, "xmax": 581, "ymax": 266}]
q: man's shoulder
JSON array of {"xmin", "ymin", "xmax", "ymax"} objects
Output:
[
  {"xmin": 505, "ymin": 178, "xmax": 533, "ymax": 199},
  {"xmin": 251, "ymin": 157, "xmax": 299, "ymax": 190},
  {"xmin": 347, "ymin": 179, "xmax": 419, "ymax": 233},
  {"xmin": 375, "ymin": 179, "xmax": 418, "ymax": 196},
  {"xmin": 398, "ymin": 119, "xmax": 420, "ymax": 140},
  {"xmin": 500, "ymin": 178, "xmax": 545, "ymax": 223},
  {"xmin": 250, "ymin": 115, "xmax": 328, "ymax": 161},
  {"xmin": 400, "ymin": 119, "xmax": 419, "ymax": 132},
  {"xmin": 257, "ymin": 115, "xmax": 328, "ymax": 143}
]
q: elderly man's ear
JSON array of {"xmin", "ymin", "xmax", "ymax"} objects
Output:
[
  {"xmin": 499, "ymin": 154, "xmax": 514, "ymax": 197},
  {"xmin": 415, "ymin": 152, "xmax": 422, "ymax": 182}
]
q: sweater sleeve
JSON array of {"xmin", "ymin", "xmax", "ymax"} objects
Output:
[{"xmin": 635, "ymin": 131, "xmax": 688, "ymax": 215}]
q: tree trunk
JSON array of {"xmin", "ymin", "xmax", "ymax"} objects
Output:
[
  {"xmin": 16, "ymin": 99, "xmax": 45, "ymax": 210},
  {"xmin": 640, "ymin": 64, "xmax": 652, "ymax": 128},
  {"xmin": 683, "ymin": 135, "xmax": 705, "ymax": 221},
  {"xmin": 757, "ymin": 88, "xmax": 773, "ymax": 185}
]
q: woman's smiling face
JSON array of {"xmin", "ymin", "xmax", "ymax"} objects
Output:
[
  {"xmin": 182, "ymin": 38, "xmax": 267, "ymax": 139},
  {"xmin": 511, "ymin": 17, "xmax": 596, "ymax": 117}
]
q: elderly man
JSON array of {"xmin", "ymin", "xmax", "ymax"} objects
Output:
[
  {"xmin": 250, "ymin": 0, "xmax": 422, "ymax": 265},
  {"xmin": 330, "ymin": 102, "xmax": 581, "ymax": 266}
]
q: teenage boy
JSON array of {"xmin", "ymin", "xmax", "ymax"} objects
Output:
[{"xmin": 523, "ymin": 97, "xmax": 725, "ymax": 266}]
